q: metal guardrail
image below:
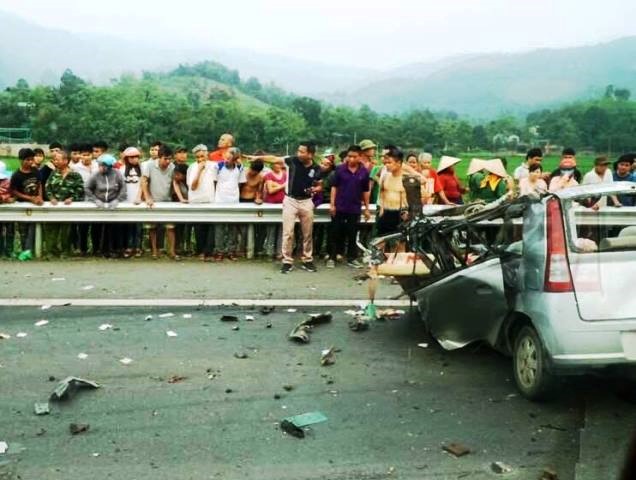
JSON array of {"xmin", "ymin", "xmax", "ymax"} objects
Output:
[{"xmin": 0, "ymin": 203, "xmax": 634, "ymax": 258}]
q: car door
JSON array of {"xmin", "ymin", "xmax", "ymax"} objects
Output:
[{"xmin": 414, "ymin": 256, "xmax": 509, "ymax": 350}]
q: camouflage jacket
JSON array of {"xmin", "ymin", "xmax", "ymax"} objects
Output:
[{"xmin": 45, "ymin": 170, "xmax": 84, "ymax": 201}]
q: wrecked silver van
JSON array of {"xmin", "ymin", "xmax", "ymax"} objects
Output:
[{"xmin": 371, "ymin": 182, "xmax": 636, "ymax": 400}]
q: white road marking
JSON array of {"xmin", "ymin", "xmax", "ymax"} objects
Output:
[{"xmin": 0, "ymin": 298, "xmax": 412, "ymax": 307}]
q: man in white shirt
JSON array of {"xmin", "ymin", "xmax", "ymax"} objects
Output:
[
  {"xmin": 213, "ymin": 147, "xmax": 246, "ymax": 260},
  {"xmin": 187, "ymin": 144, "xmax": 217, "ymax": 260},
  {"xmin": 582, "ymin": 155, "xmax": 617, "ymax": 209},
  {"xmin": 514, "ymin": 148, "xmax": 543, "ymax": 181}
]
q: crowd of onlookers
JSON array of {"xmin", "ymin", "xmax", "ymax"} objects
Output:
[{"xmin": 0, "ymin": 133, "xmax": 634, "ymax": 272}]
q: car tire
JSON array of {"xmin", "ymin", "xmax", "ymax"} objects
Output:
[{"xmin": 513, "ymin": 325, "xmax": 555, "ymax": 401}]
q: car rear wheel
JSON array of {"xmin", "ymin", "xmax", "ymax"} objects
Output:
[{"xmin": 513, "ymin": 325, "xmax": 555, "ymax": 400}]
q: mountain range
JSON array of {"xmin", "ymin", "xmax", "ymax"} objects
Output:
[{"xmin": 1, "ymin": 10, "xmax": 635, "ymax": 119}]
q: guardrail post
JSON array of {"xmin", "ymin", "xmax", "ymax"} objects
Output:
[
  {"xmin": 247, "ymin": 224, "xmax": 255, "ymax": 259},
  {"xmin": 35, "ymin": 223, "xmax": 42, "ymax": 258}
]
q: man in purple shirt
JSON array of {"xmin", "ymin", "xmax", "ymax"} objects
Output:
[{"xmin": 327, "ymin": 145, "xmax": 371, "ymax": 269}]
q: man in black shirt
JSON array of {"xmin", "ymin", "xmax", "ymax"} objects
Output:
[
  {"xmin": 250, "ymin": 142, "xmax": 322, "ymax": 273},
  {"xmin": 11, "ymin": 148, "xmax": 43, "ymax": 258}
]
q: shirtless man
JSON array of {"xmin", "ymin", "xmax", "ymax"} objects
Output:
[
  {"xmin": 239, "ymin": 160, "xmax": 264, "ymax": 204},
  {"xmin": 377, "ymin": 146, "xmax": 408, "ymax": 235}
]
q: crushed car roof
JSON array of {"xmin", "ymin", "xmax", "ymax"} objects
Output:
[{"xmin": 552, "ymin": 181, "xmax": 636, "ymax": 200}]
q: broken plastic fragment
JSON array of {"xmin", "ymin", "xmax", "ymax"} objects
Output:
[
  {"xmin": 321, "ymin": 347, "xmax": 336, "ymax": 366},
  {"xmin": 41, "ymin": 305, "xmax": 51, "ymax": 310},
  {"xmin": 77, "ymin": 353, "xmax": 88, "ymax": 360},
  {"xmin": 245, "ymin": 315, "xmax": 255, "ymax": 321},
  {"xmin": 0, "ymin": 441, "xmax": 7, "ymax": 454},
  {"xmin": 284, "ymin": 411, "xmax": 328, "ymax": 428},
  {"xmin": 69, "ymin": 423, "xmax": 90, "ymax": 435},
  {"xmin": 34, "ymin": 402, "xmax": 50, "ymax": 415},
  {"xmin": 34, "ymin": 320, "xmax": 49, "ymax": 327},
  {"xmin": 349, "ymin": 318, "xmax": 369, "ymax": 332},
  {"xmin": 286, "ymin": 308, "xmax": 297, "ymax": 313},
  {"xmin": 98, "ymin": 324, "xmax": 113, "ymax": 331},
  {"xmin": 442, "ymin": 442, "xmax": 471, "ymax": 457},
  {"xmin": 182, "ymin": 313, "xmax": 192, "ymax": 319},
  {"xmin": 159, "ymin": 312, "xmax": 174, "ymax": 318},
  {"xmin": 119, "ymin": 357, "xmax": 133, "ymax": 365},
  {"xmin": 16, "ymin": 332, "xmax": 28, "ymax": 338},
  {"xmin": 81, "ymin": 285, "xmax": 95, "ymax": 291},
  {"xmin": 50, "ymin": 377, "xmax": 101, "ymax": 401},
  {"xmin": 166, "ymin": 330, "xmax": 178, "ymax": 337}
]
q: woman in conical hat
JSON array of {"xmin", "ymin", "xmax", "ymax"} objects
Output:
[
  {"xmin": 470, "ymin": 158, "xmax": 510, "ymax": 203},
  {"xmin": 436, "ymin": 156, "xmax": 466, "ymax": 205}
]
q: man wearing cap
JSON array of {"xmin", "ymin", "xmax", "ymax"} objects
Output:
[
  {"xmin": 0, "ymin": 161, "xmax": 16, "ymax": 258},
  {"xmin": 612, "ymin": 154, "xmax": 636, "ymax": 207},
  {"xmin": 549, "ymin": 148, "xmax": 581, "ymax": 193},
  {"xmin": 582, "ymin": 155, "xmax": 618, "ymax": 209}
]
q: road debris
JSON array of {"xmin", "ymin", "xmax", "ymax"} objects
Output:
[
  {"xmin": 98, "ymin": 324, "xmax": 113, "ymax": 331},
  {"xmin": 50, "ymin": 377, "xmax": 101, "ymax": 402},
  {"xmin": 232, "ymin": 325, "xmax": 240, "ymax": 331},
  {"xmin": 182, "ymin": 313, "xmax": 192, "ymax": 319},
  {"xmin": 145, "ymin": 315, "xmax": 153, "ymax": 321},
  {"xmin": 167, "ymin": 375, "xmax": 187, "ymax": 384},
  {"xmin": 245, "ymin": 315, "xmax": 255, "ymax": 321},
  {"xmin": 34, "ymin": 320, "xmax": 49, "ymax": 327},
  {"xmin": 220, "ymin": 315, "xmax": 239, "ymax": 322},
  {"xmin": 266, "ymin": 322, "xmax": 272, "ymax": 328},
  {"xmin": 286, "ymin": 308, "xmax": 297, "ymax": 313},
  {"xmin": 41, "ymin": 305, "xmax": 51, "ymax": 310},
  {"xmin": 119, "ymin": 357, "xmax": 133, "ymax": 365},
  {"xmin": 321, "ymin": 347, "xmax": 336, "ymax": 366},
  {"xmin": 166, "ymin": 330, "xmax": 178, "ymax": 337},
  {"xmin": 377, "ymin": 309, "xmax": 405, "ymax": 320},
  {"xmin": 69, "ymin": 423, "xmax": 90, "ymax": 435},
  {"xmin": 0, "ymin": 441, "xmax": 7, "ymax": 453},
  {"xmin": 16, "ymin": 332, "xmax": 28, "ymax": 338},
  {"xmin": 283, "ymin": 385, "xmax": 294, "ymax": 392},
  {"xmin": 348, "ymin": 318, "xmax": 369, "ymax": 332},
  {"xmin": 491, "ymin": 462, "xmax": 513, "ymax": 474},
  {"xmin": 260, "ymin": 306, "xmax": 275, "ymax": 315},
  {"xmin": 34, "ymin": 402, "xmax": 50, "ymax": 415},
  {"xmin": 0, "ymin": 333, "xmax": 11, "ymax": 340},
  {"xmin": 539, "ymin": 467, "xmax": 558, "ymax": 480},
  {"xmin": 77, "ymin": 353, "xmax": 88, "ymax": 360},
  {"xmin": 284, "ymin": 411, "xmax": 328, "ymax": 428},
  {"xmin": 280, "ymin": 420, "xmax": 305, "ymax": 438},
  {"xmin": 442, "ymin": 442, "xmax": 471, "ymax": 457},
  {"xmin": 81, "ymin": 285, "xmax": 95, "ymax": 291},
  {"xmin": 51, "ymin": 277, "xmax": 66, "ymax": 282},
  {"xmin": 289, "ymin": 312, "xmax": 333, "ymax": 343},
  {"xmin": 159, "ymin": 312, "xmax": 174, "ymax": 318},
  {"xmin": 417, "ymin": 343, "xmax": 429, "ymax": 348},
  {"xmin": 234, "ymin": 352, "xmax": 248, "ymax": 359}
]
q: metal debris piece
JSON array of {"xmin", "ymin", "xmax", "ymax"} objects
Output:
[
  {"xmin": 159, "ymin": 312, "xmax": 174, "ymax": 318},
  {"xmin": 221, "ymin": 315, "xmax": 239, "ymax": 322},
  {"xmin": 0, "ymin": 441, "xmax": 7, "ymax": 453},
  {"xmin": 77, "ymin": 353, "xmax": 88, "ymax": 360},
  {"xmin": 321, "ymin": 347, "xmax": 336, "ymax": 366},
  {"xmin": 280, "ymin": 420, "xmax": 305, "ymax": 438},
  {"xmin": 442, "ymin": 443, "xmax": 471, "ymax": 457},
  {"xmin": 98, "ymin": 324, "xmax": 113, "ymax": 331},
  {"xmin": 284, "ymin": 411, "xmax": 328, "ymax": 428},
  {"xmin": 16, "ymin": 332, "xmax": 28, "ymax": 338},
  {"xmin": 50, "ymin": 377, "xmax": 101, "ymax": 402},
  {"xmin": 119, "ymin": 357, "xmax": 133, "ymax": 365},
  {"xmin": 539, "ymin": 468, "xmax": 558, "ymax": 480},
  {"xmin": 166, "ymin": 330, "xmax": 178, "ymax": 337},
  {"xmin": 0, "ymin": 333, "xmax": 11, "ymax": 340},
  {"xmin": 69, "ymin": 423, "xmax": 90, "ymax": 435},
  {"xmin": 305, "ymin": 312, "xmax": 332, "ymax": 326},
  {"xmin": 491, "ymin": 462, "xmax": 513, "ymax": 474},
  {"xmin": 34, "ymin": 402, "xmax": 50, "ymax": 415},
  {"xmin": 289, "ymin": 324, "xmax": 311, "ymax": 343},
  {"xmin": 34, "ymin": 320, "xmax": 49, "ymax": 327},
  {"xmin": 167, "ymin": 375, "xmax": 187, "ymax": 384}
]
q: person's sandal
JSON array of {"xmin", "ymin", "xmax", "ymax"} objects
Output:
[{"xmin": 214, "ymin": 254, "xmax": 224, "ymax": 262}]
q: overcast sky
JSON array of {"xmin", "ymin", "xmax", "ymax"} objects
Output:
[{"xmin": 1, "ymin": 0, "xmax": 634, "ymax": 68}]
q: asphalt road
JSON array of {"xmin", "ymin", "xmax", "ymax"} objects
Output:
[{"xmin": 2, "ymin": 305, "xmax": 633, "ymax": 480}]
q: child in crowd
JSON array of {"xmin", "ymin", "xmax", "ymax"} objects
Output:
[
  {"xmin": 120, "ymin": 147, "xmax": 143, "ymax": 258},
  {"xmin": 172, "ymin": 163, "xmax": 191, "ymax": 255},
  {"xmin": 0, "ymin": 161, "xmax": 15, "ymax": 258}
]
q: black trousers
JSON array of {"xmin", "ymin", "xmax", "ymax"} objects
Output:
[
  {"xmin": 376, "ymin": 209, "xmax": 401, "ymax": 236},
  {"xmin": 194, "ymin": 224, "xmax": 215, "ymax": 256},
  {"xmin": 329, "ymin": 212, "xmax": 360, "ymax": 262}
]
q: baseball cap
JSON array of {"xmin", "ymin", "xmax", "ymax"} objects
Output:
[{"xmin": 358, "ymin": 139, "xmax": 377, "ymax": 151}]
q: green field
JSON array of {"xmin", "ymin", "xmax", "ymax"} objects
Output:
[{"xmin": 1, "ymin": 153, "xmax": 596, "ymax": 184}]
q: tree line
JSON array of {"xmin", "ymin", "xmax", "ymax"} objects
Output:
[{"xmin": 1, "ymin": 63, "xmax": 635, "ymax": 155}]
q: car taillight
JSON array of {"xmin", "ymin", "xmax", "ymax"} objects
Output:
[{"xmin": 544, "ymin": 198, "xmax": 574, "ymax": 292}]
